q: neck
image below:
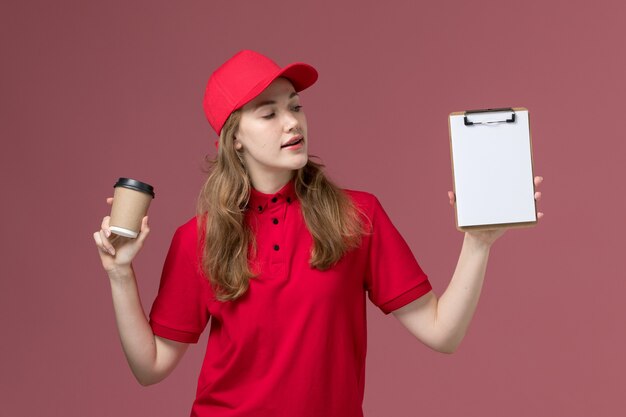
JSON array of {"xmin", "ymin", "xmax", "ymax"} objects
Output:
[{"xmin": 249, "ymin": 169, "xmax": 295, "ymax": 194}]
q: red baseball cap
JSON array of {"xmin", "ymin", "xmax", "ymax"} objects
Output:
[{"xmin": 203, "ymin": 50, "xmax": 318, "ymax": 138}]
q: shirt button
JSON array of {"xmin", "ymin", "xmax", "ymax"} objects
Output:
[
  {"xmin": 272, "ymin": 218, "xmax": 279, "ymax": 225},
  {"xmin": 271, "ymin": 197, "xmax": 278, "ymax": 203},
  {"xmin": 257, "ymin": 205, "xmax": 263, "ymax": 212},
  {"xmin": 286, "ymin": 197, "xmax": 291, "ymax": 203},
  {"xmin": 273, "ymin": 244, "xmax": 280, "ymax": 251}
]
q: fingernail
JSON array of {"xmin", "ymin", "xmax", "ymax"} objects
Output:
[
  {"xmin": 109, "ymin": 248, "xmax": 115, "ymax": 256},
  {"xmin": 105, "ymin": 230, "xmax": 111, "ymax": 237}
]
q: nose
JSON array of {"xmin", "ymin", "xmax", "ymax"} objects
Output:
[{"xmin": 282, "ymin": 111, "xmax": 299, "ymax": 132}]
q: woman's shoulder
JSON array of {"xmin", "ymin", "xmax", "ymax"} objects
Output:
[
  {"xmin": 341, "ymin": 187, "xmax": 380, "ymax": 213},
  {"xmin": 176, "ymin": 216, "xmax": 200, "ymax": 235},
  {"xmin": 167, "ymin": 216, "xmax": 202, "ymax": 249},
  {"xmin": 167, "ymin": 216, "xmax": 205, "ymax": 259}
]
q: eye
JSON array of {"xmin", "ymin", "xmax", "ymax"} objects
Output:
[
  {"xmin": 262, "ymin": 112, "xmax": 275, "ymax": 119},
  {"xmin": 292, "ymin": 105, "xmax": 303, "ymax": 112}
]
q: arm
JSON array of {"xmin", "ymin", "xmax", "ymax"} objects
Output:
[
  {"xmin": 392, "ymin": 233, "xmax": 490, "ymax": 354},
  {"xmin": 94, "ymin": 205, "xmax": 190, "ymax": 387},
  {"xmin": 392, "ymin": 176, "xmax": 544, "ymax": 353},
  {"xmin": 108, "ymin": 265, "xmax": 190, "ymax": 386}
]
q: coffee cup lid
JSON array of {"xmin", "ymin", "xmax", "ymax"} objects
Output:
[{"xmin": 113, "ymin": 178, "xmax": 156, "ymax": 198}]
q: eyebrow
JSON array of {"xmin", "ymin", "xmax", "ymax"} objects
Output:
[{"xmin": 253, "ymin": 92, "xmax": 299, "ymax": 110}]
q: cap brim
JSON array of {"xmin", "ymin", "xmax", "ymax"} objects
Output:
[
  {"xmin": 233, "ymin": 62, "xmax": 318, "ymax": 111},
  {"xmin": 279, "ymin": 62, "xmax": 318, "ymax": 91}
]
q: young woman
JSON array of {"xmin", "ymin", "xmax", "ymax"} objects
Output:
[{"xmin": 93, "ymin": 50, "xmax": 544, "ymax": 417}]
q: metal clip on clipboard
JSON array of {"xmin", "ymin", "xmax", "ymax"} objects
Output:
[{"xmin": 464, "ymin": 108, "xmax": 516, "ymax": 126}]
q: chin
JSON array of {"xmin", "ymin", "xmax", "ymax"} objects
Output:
[{"xmin": 293, "ymin": 154, "xmax": 308, "ymax": 169}]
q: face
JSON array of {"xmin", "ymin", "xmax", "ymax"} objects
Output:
[{"xmin": 234, "ymin": 77, "xmax": 308, "ymax": 183}]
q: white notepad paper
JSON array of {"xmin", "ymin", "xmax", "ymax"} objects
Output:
[{"xmin": 448, "ymin": 108, "xmax": 537, "ymax": 230}]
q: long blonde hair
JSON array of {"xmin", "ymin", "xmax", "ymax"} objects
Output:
[{"xmin": 196, "ymin": 110, "xmax": 367, "ymax": 302}]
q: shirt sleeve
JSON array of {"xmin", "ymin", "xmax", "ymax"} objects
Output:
[
  {"xmin": 363, "ymin": 195, "xmax": 432, "ymax": 315},
  {"xmin": 148, "ymin": 222, "xmax": 211, "ymax": 343}
]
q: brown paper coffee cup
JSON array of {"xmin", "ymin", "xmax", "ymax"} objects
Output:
[{"xmin": 109, "ymin": 178, "xmax": 155, "ymax": 238}]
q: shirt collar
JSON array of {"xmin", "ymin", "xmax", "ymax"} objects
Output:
[{"xmin": 248, "ymin": 178, "xmax": 297, "ymax": 213}]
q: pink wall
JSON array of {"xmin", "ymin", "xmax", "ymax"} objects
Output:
[{"xmin": 2, "ymin": 0, "xmax": 625, "ymax": 416}]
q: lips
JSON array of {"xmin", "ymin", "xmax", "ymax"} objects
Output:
[{"xmin": 281, "ymin": 135, "xmax": 304, "ymax": 148}]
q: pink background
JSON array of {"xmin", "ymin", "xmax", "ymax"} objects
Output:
[{"xmin": 2, "ymin": 0, "xmax": 625, "ymax": 416}]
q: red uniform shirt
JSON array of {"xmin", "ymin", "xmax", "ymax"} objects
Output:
[{"xmin": 149, "ymin": 179, "xmax": 432, "ymax": 417}]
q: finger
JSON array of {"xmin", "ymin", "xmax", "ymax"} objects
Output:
[
  {"xmin": 534, "ymin": 176, "xmax": 543, "ymax": 186},
  {"xmin": 534, "ymin": 191, "xmax": 541, "ymax": 200},
  {"xmin": 100, "ymin": 216, "xmax": 111, "ymax": 238},
  {"xmin": 136, "ymin": 216, "xmax": 150, "ymax": 245},
  {"xmin": 99, "ymin": 229, "xmax": 115, "ymax": 255},
  {"xmin": 93, "ymin": 231, "xmax": 113, "ymax": 256},
  {"xmin": 93, "ymin": 231, "xmax": 103, "ymax": 249},
  {"xmin": 537, "ymin": 212, "xmax": 544, "ymax": 220},
  {"xmin": 106, "ymin": 197, "xmax": 114, "ymax": 205},
  {"xmin": 100, "ymin": 229, "xmax": 116, "ymax": 255}
]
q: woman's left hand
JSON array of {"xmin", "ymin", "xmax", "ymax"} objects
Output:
[{"xmin": 448, "ymin": 176, "xmax": 544, "ymax": 248}]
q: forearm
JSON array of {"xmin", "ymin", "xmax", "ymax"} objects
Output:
[
  {"xmin": 108, "ymin": 265, "xmax": 157, "ymax": 385},
  {"xmin": 434, "ymin": 233, "xmax": 491, "ymax": 351}
]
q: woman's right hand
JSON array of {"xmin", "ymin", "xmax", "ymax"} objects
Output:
[{"xmin": 93, "ymin": 197, "xmax": 151, "ymax": 274}]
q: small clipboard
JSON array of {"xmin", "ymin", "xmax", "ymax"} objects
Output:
[{"xmin": 448, "ymin": 107, "xmax": 538, "ymax": 231}]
